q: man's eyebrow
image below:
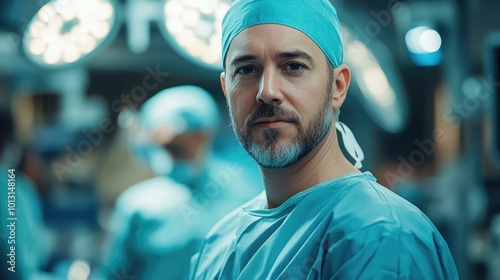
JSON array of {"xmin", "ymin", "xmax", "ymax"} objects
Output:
[
  {"xmin": 278, "ymin": 51, "xmax": 314, "ymax": 63},
  {"xmin": 229, "ymin": 51, "xmax": 314, "ymax": 67},
  {"xmin": 230, "ymin": 54, "xmax": 258, "ymax": 67}
]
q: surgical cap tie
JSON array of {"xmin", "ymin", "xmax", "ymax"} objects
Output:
[{"xmin": 335, "ymin": 121, "xmax": 364, "ymax": 169}]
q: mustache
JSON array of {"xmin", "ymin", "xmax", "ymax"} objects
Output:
[{"xmin": 247, "ymin": 104, "xmax": 300, "ymax": 126}]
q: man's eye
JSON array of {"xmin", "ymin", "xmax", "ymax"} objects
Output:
[
  {"xmin": 284, "ymin": 63, "xmax": 304, "ymax": 71},
  {"xmin": 237, "ymin": 66, "xmax": 257, "ymax": 75}
]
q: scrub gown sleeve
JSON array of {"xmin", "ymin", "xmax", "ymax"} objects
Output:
[
  {"xmin": 322, "ymin": 222, "xmax": 459, "ymax": 280},
  {"xmin": 103, "ymin": 199, "xmax": 138, "ymax": 277}
]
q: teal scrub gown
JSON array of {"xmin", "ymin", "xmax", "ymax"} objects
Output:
[{"xmin": 188, "ymin": 172, "xmax": 458, "ymax": 279}]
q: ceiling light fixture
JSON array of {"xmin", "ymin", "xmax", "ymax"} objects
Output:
[
  {"xmin": 160, "ymin": 0, "xmax": 232, "ymax": 70},
  {"xmin": 22, "ymin": 0, "xmax": 118, "ymax": 67}
]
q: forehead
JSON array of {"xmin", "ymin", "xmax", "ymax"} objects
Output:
[{"xmin": 226, "ymin": 24, "xmax": 327, "ymax": 64}]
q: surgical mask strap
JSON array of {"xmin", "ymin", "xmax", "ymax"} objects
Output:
[{"xmin": 335, "ymin": 121, "xmax": 364, "ymax": 169}]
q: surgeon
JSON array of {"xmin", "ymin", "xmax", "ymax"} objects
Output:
[
  {"xmin": 188, "ymin": 0, "xmax": 459, "ymax": 279},
  {"xmin": 104, "ymin": 86, "xmax": 258, "ymax": 280},
  {"xmin": 0, "ymin": 109, "xmax": 50, "ymax": 280}
]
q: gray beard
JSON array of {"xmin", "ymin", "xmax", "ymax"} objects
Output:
[{"xmin": 231, "ymin": 102, "xmax": 334, "ymax": 169}]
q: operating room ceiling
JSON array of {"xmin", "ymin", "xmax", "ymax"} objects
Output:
[{"xmin": 0, "ymin": 0, "xmax": 498, "ymax": 75}]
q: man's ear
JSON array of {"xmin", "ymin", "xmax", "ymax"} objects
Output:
[
  {"xmin": 331, "ymin": 64, "xmax": 351, "ymax": 110},
  {"xmin": 220, "ymin": 72, "xmax": 227, "ymax": 98}
]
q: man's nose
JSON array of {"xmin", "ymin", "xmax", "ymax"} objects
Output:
[{"xmin": 256, "ymin": 68, "xmax": 284, "ymax": 105}]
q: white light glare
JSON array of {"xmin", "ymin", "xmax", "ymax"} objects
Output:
[
  {"xmin": 23, "ymin": 0, "xmax": 116, "ymax": 66},
  {"xmin": 163, "ymin": 0, "xmax": 233, "ymax": 68},
  {"xmin": 342, "ymin": 25, "xmax": 406, "ymax": 133},
  {"xmin": 67, "ymin": 259, "xmax": 91, "ymax": 280},
  {"xmin": 345, "ymin": 40, "xmax": 396, "ymax": 109},
  {"xmin": 361, "ymin": 66, "xmax": 395, "ymax": 107},
  {"xmin": 405, "ymin": 26, "xmax": 442, "ymax": 54}
]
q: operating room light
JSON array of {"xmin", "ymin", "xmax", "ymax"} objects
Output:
[
  {"xmin": 405, "ymin": 25, "xmax": 443, "ymax": 66},
  {"xmin": 342, "ymin": 25, "xmax": 407, "ymax": 133},
  {"xmin": 361, "ymin": 66, "xmax": 395, "ymax": 107},
  {"xmin": 22, "ymin": 0, "xmax": 116, "ymax": 66},
  {"xmin": 346, "ymin": 39, "xmax": 396, "ymax": 110},
  {"xmin": 161, "ymin": 0, "xmax": 232, "ymax": 69}
]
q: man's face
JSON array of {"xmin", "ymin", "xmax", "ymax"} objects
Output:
[
  {"xmin": 221, "ymin": 24, "xmax": 339, "ymax": 168},
  {"xmin": 152, "ymin": 128, "xmax": 209, "ymax": 161}
]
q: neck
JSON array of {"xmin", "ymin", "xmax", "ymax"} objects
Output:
[{"xmin": 259, "ymin": 130, "xmax": 361, "ymax": 208}]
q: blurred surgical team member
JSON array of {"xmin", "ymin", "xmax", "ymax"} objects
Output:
[
  {"xmin": 104, "ymin": 86, "xmax": 259, "ymax": 279},
  {"xmin": 0, "ymin": 110, "xmax": 50, "ymax": 280}
]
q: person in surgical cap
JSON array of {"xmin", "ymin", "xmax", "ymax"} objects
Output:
[
  {"xmin": 103, "ymin": 86, "xmax": 259, "ymax": 280},
  {"xmin": 188, "ymin": 0, "xmax": 459, "ymax": 279},
  {"xmin": 0, "ymin": 110, "xmax": 50, "ymax": 280}
]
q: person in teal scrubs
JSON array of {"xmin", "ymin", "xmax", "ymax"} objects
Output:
[
  {"xmin": 104, "ymin": 86, "xmax": 259, "ymax": 280},
  {"xmin": 188, "ymin": 0, "xmax": 459, "ymax": 279},
  {"xmin": 0, "ymin": 110, "xmax": 50, "ymax": 280}
]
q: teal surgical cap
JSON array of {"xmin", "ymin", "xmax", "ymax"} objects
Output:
[
  {"xmin": 140, "ymin": 85, "xmax": 220, "ymax": 134},
  {"xmin": 221, "ymin": 0, "xmax": 343, "ymax": 69}
]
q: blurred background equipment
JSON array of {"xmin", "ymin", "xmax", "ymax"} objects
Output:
[
  {"xmin": 484, "ymin": 32, "xmax": 500, "ymax": 167},
  {"xmin": 405, "ymin": 23, "xmax": 443, "ymax": 67},
  {"xmin": 342, "ymin": 23, "xmax": 408, "ymax": 133},
  {"xmin": 483, "ymin": 32, "xmax": 500, "ymax": 280}
]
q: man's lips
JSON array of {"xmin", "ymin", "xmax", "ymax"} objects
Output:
[{"xmin": 252, "ymin": 117, "xmax": 293, "ymax": 128}]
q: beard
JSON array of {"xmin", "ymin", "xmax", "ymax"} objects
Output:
[{"xmin": 229, "ymin": 88, "xmax": 334, "ymax": 169}]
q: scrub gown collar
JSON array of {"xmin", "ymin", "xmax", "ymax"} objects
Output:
[{"xmin": 244, "ymin": 172, "xmax": 376, "ymax": 217}]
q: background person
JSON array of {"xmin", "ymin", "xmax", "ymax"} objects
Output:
[
  {"xmin": 103, "ymin": 85, "xmax": 259, "ymax": 279},
  {"xmin": 0, "ymin": 109, "xmax": 52, "ymax": 280}
]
